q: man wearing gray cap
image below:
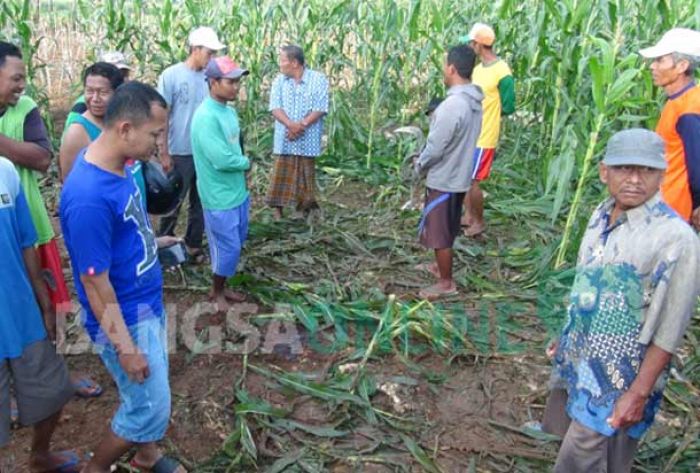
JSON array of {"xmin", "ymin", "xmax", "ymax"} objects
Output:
[
  {"xmin": 541, "ymin": 129, "xmax": 700, "ymax": 472},
  {"xmin": 639, "ymin": 28, "xmax": 700, "ymax": 227},
  {"xmin": 157, "ymin": 26, "xmax": 225, "ymax": 263}
]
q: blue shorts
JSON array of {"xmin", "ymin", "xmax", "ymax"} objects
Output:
[
  {"xmin": 204, "ymin": 197, "xmax": 250, "ymax": 277},
  {"xmin": 97, "ymin": 316, "xmax": 170, "ymax": 443}
]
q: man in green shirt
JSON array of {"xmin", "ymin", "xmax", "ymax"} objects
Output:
[
  {"xmin": 0, "ymin": 42, "xmax": 72, "ymax": 315},
  {"xmin": 192, "ymin": 56, "xmax": 250, "ymax": 312}
]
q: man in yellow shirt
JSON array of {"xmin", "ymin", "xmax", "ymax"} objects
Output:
[{"xmin": 460, "ymin": 23, "xmax": 515, "ymax": 236}]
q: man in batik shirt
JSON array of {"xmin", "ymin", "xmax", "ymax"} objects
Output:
[{"xmin": 542, "ymin": 129, "xmax": 700, "ymax": 472}]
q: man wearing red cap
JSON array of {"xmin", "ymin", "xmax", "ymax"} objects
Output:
[
  {"xmin": 192, "ymin": 57, "xmax": 250, "ymax": 312},
  {"xmin": 460, "ymin": 23, "xmax": 515, "ymax": 237}
]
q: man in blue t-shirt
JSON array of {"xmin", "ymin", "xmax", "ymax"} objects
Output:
[
  {"xmin": 60, "ymin": 82, "xmax": 186, "ymax": 473},
  {"xmin": 0, "ymin": 158, "xmax": 78, "ymax": 471}
]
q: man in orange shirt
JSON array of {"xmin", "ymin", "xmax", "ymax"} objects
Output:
[{"xmin": 640, "ymin": 28, "xmax": 700, "ymax": 228}]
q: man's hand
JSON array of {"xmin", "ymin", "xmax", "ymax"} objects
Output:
[
  {"xmin": 607, "ymin": 389, "xmax": 646, "ymax": 429},
  {"xmin": 691, "ymin": 207, "xmax": 700, "ymax": 230},
  {"xmin": 42, "ymin": 306, "xmax": 57, "ymax": 341},
  {"xmin": 286, "ymin": 121, "xmax": 306, "ymax": 141},
  {"xmin": 118, "ymin": 351, "xmax": 150, "ymax": 383},
  {"xmin": 156, "ymin": 235, "xmax": 182, "ymax": 249},
  {"xmin": 546, "ymin": 338, "xmax": 559, "ymax": 359},
  {"xmin": 160, "ymin": 151, "xmax": 173, "ymax": 173}
]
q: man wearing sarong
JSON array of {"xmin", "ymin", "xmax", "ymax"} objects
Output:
[{"xmin": 265, "ymin": 44, "xmax": 329, "ymax": 219}]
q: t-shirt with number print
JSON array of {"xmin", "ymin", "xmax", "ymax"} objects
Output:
[{"xmin": 60, "ymin": 149, "xmax": 163, "ymax": 342}]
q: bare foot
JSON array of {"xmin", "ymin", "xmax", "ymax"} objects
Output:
[
  {"xmin": 418, "ymin": 281, "xmax": 457, "ymax": 300},
  {"xmin": 223, "ymin": 288, "xmax": 246, "ymax": 302},
  {"xmin": 464, "ymin": 222, "xmax": 485, "ymax": 237},
  {"xmin": 414, "ymin": 262, "xmax": 440, "ymax": 279},
  {"xmin": 460, "ymin": 215, "xmax": 474, "ymax": 227},
  {"xmin": 131, "ymin": 453, "xmax": 187, "ymax": 473},
  {"xmin": 209, "ymin": 291, "xmax": 230, "ymax": 313}
]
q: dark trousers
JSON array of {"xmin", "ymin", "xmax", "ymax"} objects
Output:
[{"xmin": 158, "ymin": 155, "xmax": 204, "ymax": 249}]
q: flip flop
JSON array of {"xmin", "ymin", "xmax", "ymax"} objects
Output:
[
  {"xmin": 39, "ymin": 450, "xmax": 82, "ymax": 473},
  {"xmin": 73, "ymin": 375, "xmax": 103, "ymax": 398},
  {"xmin": 130, "ymin": 455, "xmax": 183, "ymax": 473}
]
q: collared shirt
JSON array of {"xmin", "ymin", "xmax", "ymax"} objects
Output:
[
  {"xmin": 269, "ymin": 68, "xmax": 329, "ymax": 157},
  {"xmin": 552, "ymin": 193, "xmax": 700, "ymax": 439}
]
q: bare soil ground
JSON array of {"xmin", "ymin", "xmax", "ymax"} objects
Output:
[{"xmin": 5, "ymin": 175, "xmax": 693, "ymax": 472}]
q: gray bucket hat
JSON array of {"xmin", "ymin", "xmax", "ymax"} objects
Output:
[{"xmin": 602, "ymin": 129, "xmax": 667, "ymax": 170}]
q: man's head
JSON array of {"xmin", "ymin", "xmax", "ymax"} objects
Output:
[
  {"xmin": 187, "ymin": 27, "xmax": 225, "ymax": 70},
  {"xmin": 100, "ymin": 51, "xmax": 132, "ymax": 81},
  {"xmin": 640, "ymin": 28, "xmax": 700, "ymax": 91},
  {"xmin": 0, "ymin": 42, "xmax": 25, "ymax": 107},
  {"xmin": 103, "ymin": 81, "xmax": 168, "ymax": 160},
  {"xmin": 443, "ymin": 44, "xmax": 476, "ymax": 87},
  {"xmin": 599, "ymin": 129, "xmax": 666, "ymax": 211},
  {"xmin": 83, "ymin": 62, "xmax": 124, "ymax": 119},
  {"xmin": 205, "ymin": 56, "xmax": 249, "ymax": 102},
  {"xmin": 465, "ymin": 22, "xmax": 495, "ymax": 57},
  {"xmin": 279, "ymin": 44, "xmax": 305, "ymax": 78}
]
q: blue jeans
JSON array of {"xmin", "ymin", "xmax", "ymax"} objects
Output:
[{"xmin": 97, "ymin": 316, "xmax": 170, "ymax": 443}]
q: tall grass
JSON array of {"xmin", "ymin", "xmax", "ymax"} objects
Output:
[
  {"xmin": 1, "ymin": 0, "xmax": 695, "ymax": 267},
  {"xmin": 2, "ymin": 1, "xmax": 700, "ymax": 469}
]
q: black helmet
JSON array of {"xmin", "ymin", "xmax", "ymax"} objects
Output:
[{"xmin": 142, "ymin": 160, "xmax": 183, "ymax": 215}]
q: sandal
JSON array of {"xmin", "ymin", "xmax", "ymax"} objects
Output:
[
  {"xmin": 72, "ymin": 375, "xmax": 103, "ymax": 398},
  {"xmin": 35, "ymin": 450, "xmax": 82, "ymax": 473}
]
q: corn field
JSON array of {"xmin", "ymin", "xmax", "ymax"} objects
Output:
[{"xmin": 2, "ymin": 0, "xmax": 700, "ymax": 471}]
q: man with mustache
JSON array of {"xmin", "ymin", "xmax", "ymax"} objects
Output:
[{"xmin": 542, "ymin": 129, "xmax": 700, "ymax": 472}]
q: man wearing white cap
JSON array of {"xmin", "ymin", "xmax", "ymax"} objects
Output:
[
  {"xmin": 459, "ymin": 23, "xmax": 515, "ymax": 237},
  {"xmin": 639, "ymin": 28, "xmax": 700, "ymax": 228},
  {"xmin": 157, "ymin": 26, "xmax": 225, "ymax": 263},
  {"xmin": 542, "ymin": 129, "xmax": 700, "ymax": 472}
]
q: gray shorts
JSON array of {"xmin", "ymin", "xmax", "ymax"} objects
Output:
[
  {"xmin": 0, "ymin": 339, "xmax": 74, "ymax": 446},
  {"xmin": 543, "ymin": 389, "xmax": 639, "ymax": 473}
]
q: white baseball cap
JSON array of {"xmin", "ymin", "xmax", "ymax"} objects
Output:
[
  {"xmin": 639, "ymin": 28, "xmax": 700, "ymax": 58},
  {"xmin": 100, "ymin": 51, "xmax": 131, "ymax": 70},
  {"xmin": 188, "ymin": 26, "xmax": 225, "ymax": 50}
]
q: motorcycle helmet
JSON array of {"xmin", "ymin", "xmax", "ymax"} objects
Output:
[{"xmin": 142, "ymin": 160, "xmax": 183, "ymax": 215}]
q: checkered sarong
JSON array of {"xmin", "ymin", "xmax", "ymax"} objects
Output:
[{"xmin": 265, "ymin": 155, "xmax": 318, "ymax": 210}]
